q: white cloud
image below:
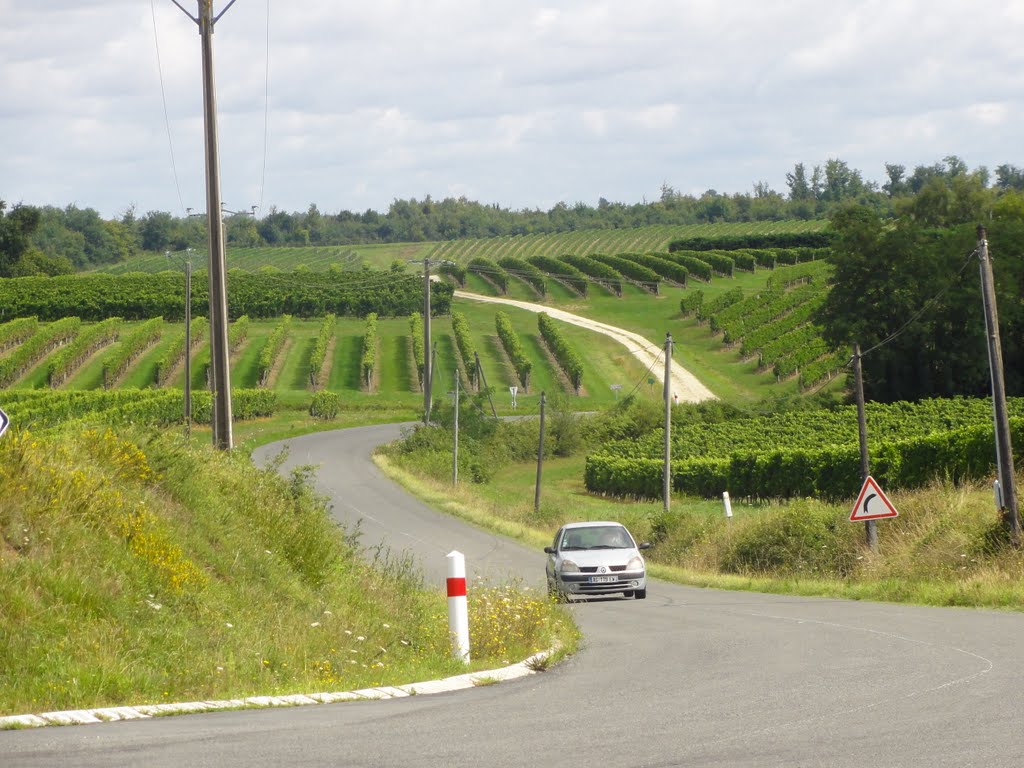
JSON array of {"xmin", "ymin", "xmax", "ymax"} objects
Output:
[{"xmin": 2, "ymin": 0, "xmax": 1023, "ymax": 217}]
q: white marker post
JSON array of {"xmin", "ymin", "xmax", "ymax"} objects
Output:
[
  {"xmin": 446, "ymin": 550, "xmax": 470, "ymax": 663},
  {"xmin": 509, "ymin": 386, "xmax": 518, "ymax": 410},
  {"xmin": 723, "ymin": 491, "xmax": 733, "ymax": 520}
]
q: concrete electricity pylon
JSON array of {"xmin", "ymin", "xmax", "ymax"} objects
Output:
[{"xmin": 170, "ymin": 0, "xmax": 236, "ymax": 449}]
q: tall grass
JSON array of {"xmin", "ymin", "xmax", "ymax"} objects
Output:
[
  {"xmin": 378, "ymin": 407, "xmax": 1024, "ymax": 610},
  {"xmin": 0, "ymin": 424, "xmax": 573, "ymax": 717}
]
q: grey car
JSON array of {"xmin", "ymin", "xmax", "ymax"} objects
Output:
[{"xmin": 544, "ymin": 521, "xmax": 651, "ymax": 600}]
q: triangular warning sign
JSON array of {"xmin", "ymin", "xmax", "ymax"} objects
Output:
[{"xmin": 850, "ymin": 476, "xmax": 898, "ymax": 522}]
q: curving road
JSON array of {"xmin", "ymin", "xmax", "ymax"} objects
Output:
[
  {"xmin": 453, "ymin": 289, "xmax": 717, "ymax": 403},
  {"xmin": 7, "ymin": 425, "xmax": 1024, "ymax": 767}
]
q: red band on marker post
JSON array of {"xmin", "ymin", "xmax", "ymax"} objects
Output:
[{"xmin": 446, "ymin": 577, "xmax": 467, "ymax": 598}]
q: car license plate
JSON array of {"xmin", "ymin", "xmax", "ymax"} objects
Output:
[{"xmin": 589, "ymin": 575, "xmax": 616, "ymax": 584}]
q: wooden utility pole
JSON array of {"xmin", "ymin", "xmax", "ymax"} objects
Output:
[
  {"xmin": 171, "ymin": 0, "xmax": 237, "ymax": 449},
  {"xmin": 183, "ymin": 257, "xmax": 193, "ymax": 437},
  {"xmin": 423, "ymin": 258, "xmax": 432, "ymax": 424},
  {"xmin": 535, "ymin": 391, "xmax": 546, "ymax": 513},
  {"xmin": 977, "ymin": 226, "xmax": 1020, "ymax": 542},
  {"xmin": 852, "ymin": 343, "xmax": 878, "ymax": 552},
  {"xmin": 474, "ymin": 351, "xmax": 497, "ymax": 417},
  {"xmin": 663, "ymin": 333, "xmax": 673, "ymax": 513},
  {"xmin": 452, "ymin": 370, "xmax": 459, "ymax": 486}
]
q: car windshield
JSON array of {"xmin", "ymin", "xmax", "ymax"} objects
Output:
[{"xmin": 560, "ymin": 526, "xmax": 632, "ymax": 550}]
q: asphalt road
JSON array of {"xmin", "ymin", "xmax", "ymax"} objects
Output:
[{"xmin": 6, "ymin": 424, "xmax": 1024, "ymax": 767}]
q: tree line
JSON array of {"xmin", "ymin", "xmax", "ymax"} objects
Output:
[
  {"xmin": 818, "ymin": 193, "xmax": 1024, "ymax": 402},
  {"xmin": 4, "ymin": 155, "xmax": 1024, "ymax": 277}
]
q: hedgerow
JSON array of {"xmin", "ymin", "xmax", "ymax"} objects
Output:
[
  {"xmin": 700, "ymin": 251, "xmax": 735, "ymax": 277},
  {"xmin": 409, "ymin": 312, "xmax": 425, "ymax": 388},
  {"xmin": 668, "ymin": 231, "xmax": 832, "ymax": 251},
  {"xmin": 0, "ymin": 317, "xmax": 81, "ymax": 387},
  {"xmin": 527, "ymin": 255, "xmax": 588, "ymax": 296},
  {"xmin": 697, "ymin": 286, "xmax": 744, "ymax": 323},
  {"xmin": 662, "ymin": 251, "xmax": 713, "ymax": 282},
  {"xmin": 4, "ymin": 388, "xmax": 276, "ymax": 431},
  {"xmin": 616, "ymin": 253, "xmax": 688, "ymax": 286},
  {"xmin": 679, "ymin": 289, "xmax": 704, "ymax": 317},
  {"xmin": 0, "ymin": 317, "xmax": 39, "ymax": 352},
  {"xmin": 308, "ymin": 314, "xmax": 336, "ymax": 388},
  {"xmin": 450, "ymin": 311, "xmax": 478, "ymax": 388},
  {"xmin": 495, "ymin": 311, "xmax": 531, "ymax": 390},
  {"xmin": 584, "ymin": 398, "xmax": 1024, "ymax": 501},
  {"xmin": 538, "ymin": 312, "xmax": 583, "ymax": 394},
  {"xmin": 257, "ymin": 315, "xmax": 293, "ymax": 387},
  {"xmin": 360, "ymin": 313, "xmax": 378, "ymax": 389},
  {"xmin": 497, "ymin": 257, "xmax": 547, "ymax": 296},
  {"xmin": 467, "ymin": 257, "xmax": 509, "ymax": 294},
  {"xmin": 588, "ymin": 253, "xmax": 661, "ymax": 293},
  {"xmin": 101, "ymin": 317, "xmax": 164, "ymax": 389},
  {"xmin": 440, "ymin": 262, "xmax": 467, "ymax": 287},
  {"xmin": 48, "ymin": 317, "xmax": 122, "ymax": 387},
  {"xmin": 558, "ymin": 254, "xmax": 623, "ymax": 296},
  {"xmin": 0, "ymin": 269, "xmax": 453, "ymax": 321}
]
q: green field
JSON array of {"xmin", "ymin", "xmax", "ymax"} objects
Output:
[
  {"xmin": 0, "ymin": 258, "xmax": 841, "ymax": 417},
  {"xmin": 87, "ymin": 221, "xmax": 829, "ymax": 274}
]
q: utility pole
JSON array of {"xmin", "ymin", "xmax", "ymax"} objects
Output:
[
  {"xmin": 535, "ymin": 391, "xmax": 546, "ymax": 513},
  {"xmin": 183, "ymin": 256, "xmax": 193, "ymax": 436},
  {"xmin": 852, "ymin": 343, "xmax": 878, "ymax": 552},
  {"xmin": 452, "ymin": 370, "xmax": 459, "ymax": 486},
  {"xmin": 167, "ymin": 248, "xmax": 194, "ymax": 437},
  {"xmin": 663, "ymin": 332, "xmax": 673, "ymax": 513},
  {"xmin": 474, "ymin": 351, "xmax": 497, "ymax": 417},
  {"xmin": 977, "ymin": 225, "xmax": 1020, "ymax": 543},
  {"xmin": 171, "ymin": 0, "xmax": 236, "ymax": 450},
  {"xmin": 423, "ymin": 258, "xmax": 432, "ymax": 424}
]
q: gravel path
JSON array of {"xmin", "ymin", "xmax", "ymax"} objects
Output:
[{"xmin": 454, "ymin": 290, "xmax": 717, "ymax": 403}]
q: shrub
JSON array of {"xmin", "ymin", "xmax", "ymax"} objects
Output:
[
  {"xmin": 538, "ymin": 313, "xmax": 583, "ymax": 394},
  {"xmin": 718, "ymin": 500, "xmax": 858, "ymax": 577},
  {"xmin": 309, "ymin": 390, "xmax": 341, "ymax": 420}
]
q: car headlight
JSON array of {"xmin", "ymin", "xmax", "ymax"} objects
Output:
[
  {"xmin": 626, "ymin": 556, "xmax": 644, "ymax": 571},
  {"xmin": 559, "ymin": 559, "xmax": 580, "ymax": 574}
]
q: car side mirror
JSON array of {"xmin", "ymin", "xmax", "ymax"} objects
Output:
[
  {"xmin": 638, "ymin": 542, "xmax": 653, "ymax": 550},
  {"xmin": 543, "ymin": 546, "xmax": 555, "ymax": 554}
]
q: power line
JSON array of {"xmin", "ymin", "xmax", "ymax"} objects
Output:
[
  {"xmin": 256, "ymin": 0, "xmax": 271, "ymax": 215},
  {"xmin": 150, "ymin": 0, "xmax": 188, "ymax": 216},
  {"xmin": 856, "ymin": 247, "xmax": 978, "ymax": 360},
  {"xmin": 625, "ymin": 347, "xmax": 665, "ymax": 400}
]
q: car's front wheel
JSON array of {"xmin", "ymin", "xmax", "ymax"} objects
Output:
[{"xmin": 635, "ymin": 588, "xmax": 647, "ymax": 600}]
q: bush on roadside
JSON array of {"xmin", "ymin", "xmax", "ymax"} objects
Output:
[
  {"xmin": 717, "ymin": 499, "xmax": 859, "ymax": 577},
  {"xmin": 309, "ymin": 390, "xmax": 341, "ymax": 420}
]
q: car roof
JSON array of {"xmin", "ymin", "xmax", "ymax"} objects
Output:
[{"xmin": 561, "ymin": 521, "xmax": 627, "ymax": 530}]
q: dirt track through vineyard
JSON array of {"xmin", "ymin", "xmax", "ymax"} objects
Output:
[{"xmin": 453, "ymin": 290, "xmax": 717, "ymax": 403}]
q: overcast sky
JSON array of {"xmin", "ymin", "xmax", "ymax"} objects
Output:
[{"xmin": 2, "ymin": 1, "xmax": 1022, "ymax": 220}]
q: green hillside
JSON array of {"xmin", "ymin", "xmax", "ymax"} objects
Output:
[{"xmin": 86, "ymin": 221, "xmax": 828, "ymax": 274}]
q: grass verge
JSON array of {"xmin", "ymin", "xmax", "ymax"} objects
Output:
[
  {"xmin": 376, "ymin": 427, "xmax": 1024, "ymax": 612},
  {"xmin": 0, "ymin": 422, "xmax": 577, "ymax": 719}
]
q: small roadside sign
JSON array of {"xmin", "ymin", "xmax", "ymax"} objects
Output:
[
  {"xmin": 0, "ymin": 407, "xmax": 8, "ymax": 438},
  {"xmin": 850, "ymin": 476, "xmax": 898, "ymax": 522}
]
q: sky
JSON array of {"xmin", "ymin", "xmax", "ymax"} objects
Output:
[{"xmin": 2, "ymin": 0, "xmax": 1023, "ymax": 221}]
